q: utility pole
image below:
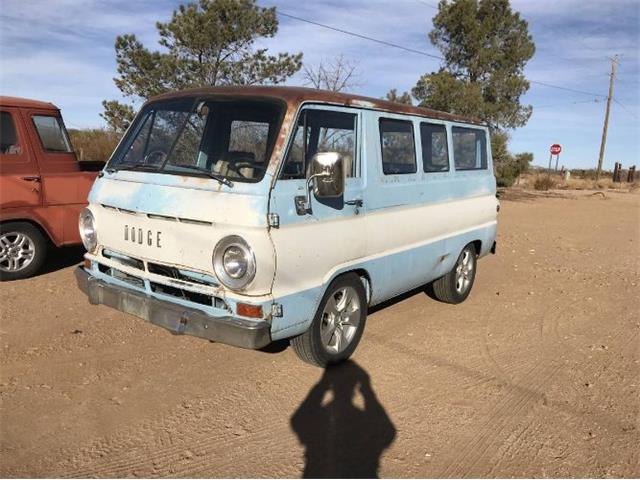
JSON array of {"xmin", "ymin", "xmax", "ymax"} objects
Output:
[{"xmin": 596, "ymin": 55, "xmax": 618, "ymax": 181}]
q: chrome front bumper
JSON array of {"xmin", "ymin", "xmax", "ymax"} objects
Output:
[{"xmin": 74, "ymin": 267, "xmax": 271, "ymax": 349}]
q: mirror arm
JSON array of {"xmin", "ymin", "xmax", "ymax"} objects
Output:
[{"xmin": 296, "ymin": 172, "xmax": 329, "ymax": 215}]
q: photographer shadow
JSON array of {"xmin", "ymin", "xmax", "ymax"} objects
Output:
[{"xmin": 291, "ymin": 360, "xmax": 396, "ymax": 478}]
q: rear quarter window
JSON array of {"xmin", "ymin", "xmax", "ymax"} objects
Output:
[{"xmin": 452, "ymin": 127, "xmax": 487, "ymax": 171}]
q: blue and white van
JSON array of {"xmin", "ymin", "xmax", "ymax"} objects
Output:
[{"xmin": 76, "ymin": 86, "xmax": 498, "ymax": 366}]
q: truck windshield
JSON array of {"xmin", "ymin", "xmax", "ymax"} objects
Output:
[{"xmin": 109, "ymin": 97, "xmax": 283, "ymax": 183}]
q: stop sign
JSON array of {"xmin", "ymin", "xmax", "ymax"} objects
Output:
[{"xmin": 550, "ymin": 144, "xmax": 562, "ymax": 155}]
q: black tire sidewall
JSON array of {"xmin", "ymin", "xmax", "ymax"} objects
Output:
[
  {"xmin": 310, "ymin": 273, "xmax": 368, "ymax": 366},
  {"xmin": 0, "ymin": 222, "xmax": 47, "ymax": 281}
]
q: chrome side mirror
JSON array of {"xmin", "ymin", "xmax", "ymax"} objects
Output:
[
  {"xmin": 295, "ymin": 152, "xmax": 345, "ymax": 215},
  {"xmin": 310, "ymin": 152, "xmax": 345, "ymax": 199}
]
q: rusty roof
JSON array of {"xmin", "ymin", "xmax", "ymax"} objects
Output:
[
  {"xmin": 149, "ymin": 86, "xmax": 484, "ymax": 126},
  {"xmin": 0, "ymin": 96, "xmax": 59, "ymax": 110}
]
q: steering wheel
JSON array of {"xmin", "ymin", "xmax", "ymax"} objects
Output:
[
  {"xmin": 143, "ymin": 150, "xmax": 166, "ymax": 166},
  {"xmin": 227, "ymin": 158, "xmax": 267, "ymax": 179}
]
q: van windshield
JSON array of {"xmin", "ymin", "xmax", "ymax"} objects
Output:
[{"xmin": 109, "ymin": 97, "xmax": 283, "ymax": 184}]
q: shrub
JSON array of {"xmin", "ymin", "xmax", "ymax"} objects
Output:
[
  {"xmin": 68, "ymin": 128, "xmax": 121, "ymax": 163},
  {"xmin": 534, "ymin": 175, "xmax": 556, "ymax": 191}
]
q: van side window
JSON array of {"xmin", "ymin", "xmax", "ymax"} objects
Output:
[
  {"xmin": 452, "ymin": 127, "xmax": 487, "ymax": 170},
  {"xmin": 32, "ymin": 115, "xmax": 72, "ymax": 153},
  {"xmin": 379, "ymin": 119, "xmax": 416, "ymax": 175},
  {"xmin": 281, "ymin": 109, "xmax": 357, "ymax": 180},
  {"xmin": 420, "ymin": 123, "xmax": 449, "ymax": 172},
  {"xmin": 0, "ymin": 111, "xmax": 21, "ymax": 155}
]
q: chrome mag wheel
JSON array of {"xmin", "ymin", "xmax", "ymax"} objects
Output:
[
  {"xmin": 455, "ymin": 248, "xmax": 475, "ymax": 294},
  {"xmin": 0, "ymin": 231, "xmax": 36, "ymax": 273},
  {"xmin": 320, "ymin": 285, "xmax": 361, "ymax": 354}
]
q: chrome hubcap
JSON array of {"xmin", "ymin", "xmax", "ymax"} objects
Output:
[
  {"xmin": 320, "ymin": 286, "xmax": 361, "ymax": 354},
  {"xmin": 455, "ymin": 249, "xmax": 474, "ymax": 293},
  {"xmin": 0, "ymin": 232, "xmax": 35, "ymax": 272}
]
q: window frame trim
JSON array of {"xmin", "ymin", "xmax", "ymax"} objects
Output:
[
  {"xmin": 378, "ymin": 117, "xmax": 418, "ymax": 176},
  {"xmin": 30, "ymin": 114, "xmax": 74, "ymax": 154},
  {"xmin": 419, "ymin": 121, "xmax": 450, "ymax": 174},
  {"xmin": 451, "ymin": 125, "xmax": 488, "ymax": 172},
  {"xmin": 277, "ymin": 103, "xmax": 361, "ymax": 181}
]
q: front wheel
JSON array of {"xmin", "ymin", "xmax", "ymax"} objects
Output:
[
  {"xmin": 430, "ymin": 243, "xmax": 477, "ymax": 304},
  {"xmin": 291, "ymin": 273, "xmax": 367, "ymax": 367},
  {"xmin": 0, "ymin": 222, "xmax": 48, "ymax": 281}
]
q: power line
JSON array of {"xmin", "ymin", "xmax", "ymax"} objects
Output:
[
  {"xmin": 532, "ymin": 98, "xmax": 602, "ymax": 109},
  {"xmin": 269, "ymin": 4, "xmax": 610, "ymax": 99},
  {"xmin": 275, "ymin": 10, "xmax": 443, "ymax": 60},
  {"xmin": 528, "ymin": 80, "xmax": 607, "ymax": 98},
  {"xmin": 613, "ymin": 98, "xmax": 638, "ymax": 119}
]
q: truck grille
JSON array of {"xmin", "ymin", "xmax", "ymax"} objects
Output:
[{"xmin": 95, "ymin": 249, "xmax": 226, "ymax": 311}]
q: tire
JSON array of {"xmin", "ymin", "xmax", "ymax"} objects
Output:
[
  {"xmin": 0, "ymin": 222, "xmax": 48, "ymax": 281},
  {"xmin": 291, "ymin": 273, "xmax": 367, "ymax": 367},
  {"xmin": 431, "ymin": 243, "xmax": 477, "ymax": 304}
]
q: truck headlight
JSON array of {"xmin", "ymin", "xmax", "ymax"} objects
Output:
[
  {"xmin": 79, "ymin": 208, "xmax": 98, "ymax": 253},
  {"xmin": 213, "ymin": 235, "xmax": 256, "ymax": 290}
]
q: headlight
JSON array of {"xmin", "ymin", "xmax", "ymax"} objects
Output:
[
  {"xmin": 213, "ymin": 235, "xmax": 256, "ymax": 290},
  {"xmin": 79, "ymin": 208, "xmax": 98, "ymax": 253}
]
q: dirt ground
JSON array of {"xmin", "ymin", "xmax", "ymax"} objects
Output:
[{"xmin": 1, "ymin": 189, "xmax": 638, "ymax": 478}]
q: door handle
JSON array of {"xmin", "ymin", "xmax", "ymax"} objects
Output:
[
  {"xmin": 21, "ymin": 176, "xmax": 41, "ymax": 182},
  {"xmin": 345, "ymin": 198, "xmax": 363, "ymax": 207}
]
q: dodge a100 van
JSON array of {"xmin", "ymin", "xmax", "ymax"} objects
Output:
[{"xmin": 75, "ymin": 87, "xmax": 498, "ymax": 366}]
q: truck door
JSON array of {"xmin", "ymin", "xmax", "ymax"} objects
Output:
[
  {"xmin": 26, "ymin": 109, "xmax": 94, "ymax": 244},
  {"xmin": 0, "ymin": 108, "xmax": 42, "ymax": 209},
  {"xmin": 268, "ymin": 105, "xmax": 367, "ymax": 296}
]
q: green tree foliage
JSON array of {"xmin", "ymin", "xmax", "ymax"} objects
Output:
[
  {"xmin": 492, "ymin": 130, "xmax": 532, "ymax": 187},
  {"xmin": 102, "ymin": 0, "xmax": 302, "ymax": 131},
  {"xmin": 413, "ymin": 0, "xmax": 534, "ymax": 130},
  {"xmin": 385, "ymin": 89, "xmax": 413, "ymax": 105}
]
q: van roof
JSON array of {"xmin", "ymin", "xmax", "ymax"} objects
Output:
[
  {"xmin": 149, "ymin": 86, "xmax": 484, "ymax": 126},
  {"xmin": 0, "ymin": 96, "xmax": 59, "ymax": 110}
]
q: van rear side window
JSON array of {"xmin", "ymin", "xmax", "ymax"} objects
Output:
[
  {"xmin": 420, "ymin": 123, "xmax": 449, "ymax": 172},
  {"xmin": 452, "ymin": 127, "xmax": 487, "ymax": 171},
  {"xmin": 380, "ymin": 119, "xmax": 416, "ymax": 175}
]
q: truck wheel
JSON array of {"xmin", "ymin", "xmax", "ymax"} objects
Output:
[
  {"xmin": 431, "ymin": 243, "xmax": 477, "ymax": 304},
  {"xmin": 0, "ymin": 222, "xmax": 48, "ymax": 281},
  {"xmin": 291, "ymin": 273, "xmax": 367, "ymax": 367}
]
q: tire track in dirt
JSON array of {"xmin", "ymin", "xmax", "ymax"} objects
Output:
[
  {"xmin": 56, "ymin": 370, "xmax": 304, "ymax": 478},
  {"xmin": 437, "ymin": 313, "xmax": 637, "ymax": 478}
]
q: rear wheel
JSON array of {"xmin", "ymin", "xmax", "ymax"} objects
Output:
[
  {"xmin": 291, "ymin": 273, "xmax": 367, "ymax": 367},
  {"xmin": 0, "ymin": 222, "xmax": 48, "ymax": 281},
  {"xmin": 431, "ymin": 243, "xmax": 477, "ymax": 304}
]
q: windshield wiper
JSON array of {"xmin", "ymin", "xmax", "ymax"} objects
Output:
[{"xmin": 175, "ymin": 165, "xmax": 234, "ymax": 188}]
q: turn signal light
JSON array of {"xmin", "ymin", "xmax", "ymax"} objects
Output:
[
  {"xmin": 83, "ymin": 258, "xmax": 91, "ymax": 270},
  {"xmin": 236, "ymin": 303, "xmax": 263, "ymax": 318}
]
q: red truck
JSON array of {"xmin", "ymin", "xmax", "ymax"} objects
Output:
[{"xmin": 0, "ymin": 96, "xmax": 100, "ymax": 280}]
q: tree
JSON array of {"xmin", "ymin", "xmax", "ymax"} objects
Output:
[
  {"xmin": 412, "ymin": 0, "xmax": 535, "ymax": 130},
  {"xmin": 102, "ymin": 0, "xmax": 303, "ymax": 131},
  {"xmin": 302, "ymin": 54, "xmax": 361, "ymax": 92},
  {"xmin": 385, "ymin": 89, "xmax": 413, "ymax": 105}
]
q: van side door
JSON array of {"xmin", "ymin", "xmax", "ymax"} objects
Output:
[
  {"xmin": 268, "ymin": 104, "xmax": 366, "ymax": 301},
  {"xmin": 361, "ymin": 112, "xmax": 448, "ymax": 303},
  {"xmin": 0, "ymin": 108, "xmax": 42, "ymax": 210}
]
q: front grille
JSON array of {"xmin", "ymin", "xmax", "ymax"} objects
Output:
[
  {"xmin": 98, "ymin": 264, "xmax": 145, "ymax": 288},
  {"xmin": 94, "ymin": 249, "xmax": 227, "ymax": 311}
]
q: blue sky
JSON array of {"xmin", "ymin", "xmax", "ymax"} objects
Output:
[{"xmin": 1, "ymin": 0, "xmax": 638, "ymax": 169}]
